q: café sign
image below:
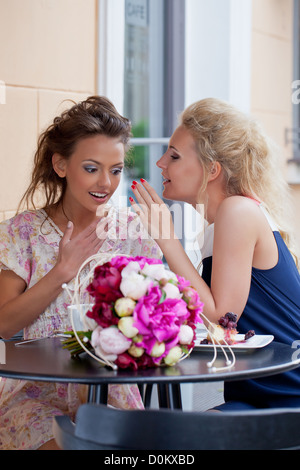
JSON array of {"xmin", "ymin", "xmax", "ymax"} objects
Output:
[{"xmin": 125, "ymin": 0, "xmax": 148, "ymax": 27}]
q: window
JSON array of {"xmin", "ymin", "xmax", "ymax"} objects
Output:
[
  {"xmin": 285, "ymin": 0, "xmax": 300, "ymax": 183},
  {"xmin": 97, "ymin": 0, "xmax": 186, "ymax": 240},
  {"xmin": 97, "ymin": 0, "xmax": 253, "ymax": 252},
  {"xmin": 123, "ymin": 0, "xmax": 185, "ymax": 202},
  {"xmin": 291, "ymin": 0, "xmax": 300, "ymax": 160}
]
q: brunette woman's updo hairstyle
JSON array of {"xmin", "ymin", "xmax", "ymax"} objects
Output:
[{"xmin": 19, "ymin": 96, "xmax": 131, "ymax": 211}]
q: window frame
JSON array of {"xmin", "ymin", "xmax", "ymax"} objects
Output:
[{"xmin": 97, "ymin": 0, "xmax": 186, "ymax": 242}]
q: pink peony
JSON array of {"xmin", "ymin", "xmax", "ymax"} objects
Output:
[
  {"xmin": 92, "ymin": 326, "xmax": 131, "ymax": 356},
  {"xmin": 181, "ymin": 286, "xmax": 204, "ymax": 329},
  {"xmin": 91, "ymin": 326, "xmax": 117, "ymax": 362},
  {"xmin": 87, "ymin": 264, "xmax": 122, "ymax": 302},
  {"xmin": 86, "ymin": 264, "xmax": 123, "ymax": 328},
  {"xmin": 110, "ymin": 255, "xmax": 163, "ymax": 271},
  {"xmin": 114, "ymin": 352, "xmax": 138, "ymax": 370},
  {"xmin": 182, "ymin": 286, "xmax": 203, "ymax": 310},
  {"xmin": 87, "ymin": 301, "xmax": 119, "ymax": 328},
  {"xmin": 133, "ymin": 286, "xmax": 191, "ymax": 359},
  {"xmin": 176, "ymin": 275, "xmax": 192, "ymax": 289},
  {"xmin": 115, "ymin": 352, "xmax": 156, "ymax": 370}
]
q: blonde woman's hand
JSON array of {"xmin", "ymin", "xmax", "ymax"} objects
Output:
[
  {"xmin": 129, "ymin": 179, "xmax": 177, "ymax": 245},
  {"xmin": 56, "ymin": 218, "xmax": 108, "ymax": 282}
]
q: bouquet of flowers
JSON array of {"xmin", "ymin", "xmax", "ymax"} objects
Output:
[{"xmin": 63, "ymin": 255, "xmax": 204, "ymax": 370}]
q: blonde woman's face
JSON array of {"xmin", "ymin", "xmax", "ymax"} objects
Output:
[{"xmin": 156, "ymin": 125, "xmax": 204, "ymax": 206}]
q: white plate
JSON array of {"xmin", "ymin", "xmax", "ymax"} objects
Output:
[{"xmin": 194, "ymin": 333, "xmax": 274, "ymax": 351}]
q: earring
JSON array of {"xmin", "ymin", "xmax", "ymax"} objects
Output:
[{"xmin": 210, "ymin": 163, "xmax": 216, "ymax": 174}]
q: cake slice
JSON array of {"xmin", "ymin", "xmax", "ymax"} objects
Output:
[
  {"xmin": 206, "ymin": 312, "xmax": 238, "ymax": 345},
  {"xmin": 202, "ymin": 312, "xmax": 255, "ymax": 345}
]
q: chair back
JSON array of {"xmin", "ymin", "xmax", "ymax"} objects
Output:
[{"xmin": 53, "ymin": 404, "xmax": 300, "ymax": 450}]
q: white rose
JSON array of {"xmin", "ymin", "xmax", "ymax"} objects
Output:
[
  {"xmin": 141, "ymin": 263, "xmax": 177, "ymax": 282},
  {"xmin": 178, "ymin": 324, "xmax": 194, "ymax": 345},
  {"xmin": 114, "ymin": 297, "xmax": 136, "ymax": 317},
  {"xmin": 121, "ymin": 261, "xmax": 141, "ymax": 275},
  {"xmin": 120, "ymin": 272, "xmax": 151, "ymax": 300},
  {"xmin": 162, "ymin": 282, "xmax": 181, "ymax": 299}
]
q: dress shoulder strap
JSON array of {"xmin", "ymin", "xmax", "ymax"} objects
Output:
[
  {"xmin": 259, "ymin": 204, "xmax": 278, "ymax": 231},
  {"xmin": 245, "ymin": 196, "xmax": 278, "ymax": 231}
]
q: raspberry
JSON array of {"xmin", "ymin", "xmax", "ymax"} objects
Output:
[{"xmin": 218, "ymin": 316, "xmax": 228, "ymax": 327}]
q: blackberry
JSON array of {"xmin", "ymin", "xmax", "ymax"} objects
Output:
[
  {"xmin": 225, "ymin": 312, "xmax": 238, "ymax": 323},
  {"xmin": 244, "ymin": 330, "xmax": 255, "ymax": 340},
  {"xmin": 218, "ymin": 312, "xmax": 238, "ymax": 329},
  {"xmin": 200, "ymin": 338, "xmax": 209, "ymax": 344}
]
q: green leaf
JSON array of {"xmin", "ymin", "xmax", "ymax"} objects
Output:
[
  {"xmin": 158, "ymin": 290, "xmax": 166, "ymax": 304},
  {"xmin": 62, "ymin": 330, "xmax": 93, "ymax": 357},
  {"xmin": 181, "ymin": 345, "xmax": 189, "ymax": 355}
]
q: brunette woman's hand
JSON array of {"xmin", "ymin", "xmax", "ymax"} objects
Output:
[
  {"xmin": 129, "ymin": 179, "xmax": 177, "ymax": 245},
  {"xmin": 56, "ymin": 218, "xmax": 108, "ymax": 282}
]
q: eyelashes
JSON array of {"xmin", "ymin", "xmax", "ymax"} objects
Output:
[
  {"xmin": 111, "ymin": 168, "xmax": 123, "ymax": 175},
  {"xmin": 83, "ymin": 166, "xmax": 123, "ymax": 175},
  {"xmin": 84, "ymin": 166, "xmax": 97, "ymax": 173}
]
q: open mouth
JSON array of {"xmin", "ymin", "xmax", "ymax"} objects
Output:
[
  {"xmin": 89, "ymin": 191, "xmax": 109, "ymax": 200},
  {"xmin": 162, "ymin": 178, "xmax": 171, "ymax": 184}
]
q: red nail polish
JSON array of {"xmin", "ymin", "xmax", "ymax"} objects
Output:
[
  {"xmin": 131, "ymin": 185, "xmax": 136, "ymax": 190},
  {"xmin": 132, "ymin": 180, "xmax": 138, "ymax": 185},
  {"xmin": 140, "ymin": 178, "xmax": 145, "ymax": 183},
  {"xmin": 129, "ymin": 197, "xmax": 134, "ymax": 202}
]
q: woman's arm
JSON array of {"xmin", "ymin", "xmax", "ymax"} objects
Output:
[
  {"xmin": 130, "ymin": 181, "xmax": 258, "ymax": 324},
  {"xmin": 0, "ymin": 219, "xmax": 107, "ymax": 339}
]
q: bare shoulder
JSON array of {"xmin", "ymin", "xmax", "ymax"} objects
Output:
[
  {"xmin": 215, "ymin": 196, "xmax": 261, "ymax": 238},
  {"xmin": 216, "ymin": 196, "xmax": 260, "ymax": 220}
]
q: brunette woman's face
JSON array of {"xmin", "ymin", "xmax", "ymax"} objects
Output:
[
  {"xmin": 156, "ymin": 125, "xmax": 204, "ymax": 206},
  {"xmin": 53, "ymin": 134, "xmax": 125, "ymax": 214}
]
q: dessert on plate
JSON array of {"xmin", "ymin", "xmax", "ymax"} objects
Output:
[{"xmin": 201, "ymin": 312, "xmax": 255, "ymax": 345}]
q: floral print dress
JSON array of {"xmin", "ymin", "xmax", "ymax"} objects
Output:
[{"xmin": 0, "ymin": 207, "xmax": 161, "ymax": 450}]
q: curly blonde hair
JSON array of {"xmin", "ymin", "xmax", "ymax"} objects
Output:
[{"xmin": 181, "ymin": 97, "xmax": 299, "ymax": 267}]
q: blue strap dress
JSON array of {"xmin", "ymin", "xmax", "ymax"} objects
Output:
[{"xmin": 200, "ymin": 205, "xmax": 300, "ymax": 410}]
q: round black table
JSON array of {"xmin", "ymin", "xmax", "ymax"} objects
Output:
[{"xmin": 1, "ymin": 337, "xmax": 300, "ymax": 409}]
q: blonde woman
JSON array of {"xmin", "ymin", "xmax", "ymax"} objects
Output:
[{"xmin": 131, "ymin": 97, "xmax": 300, "ymax": 410}]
